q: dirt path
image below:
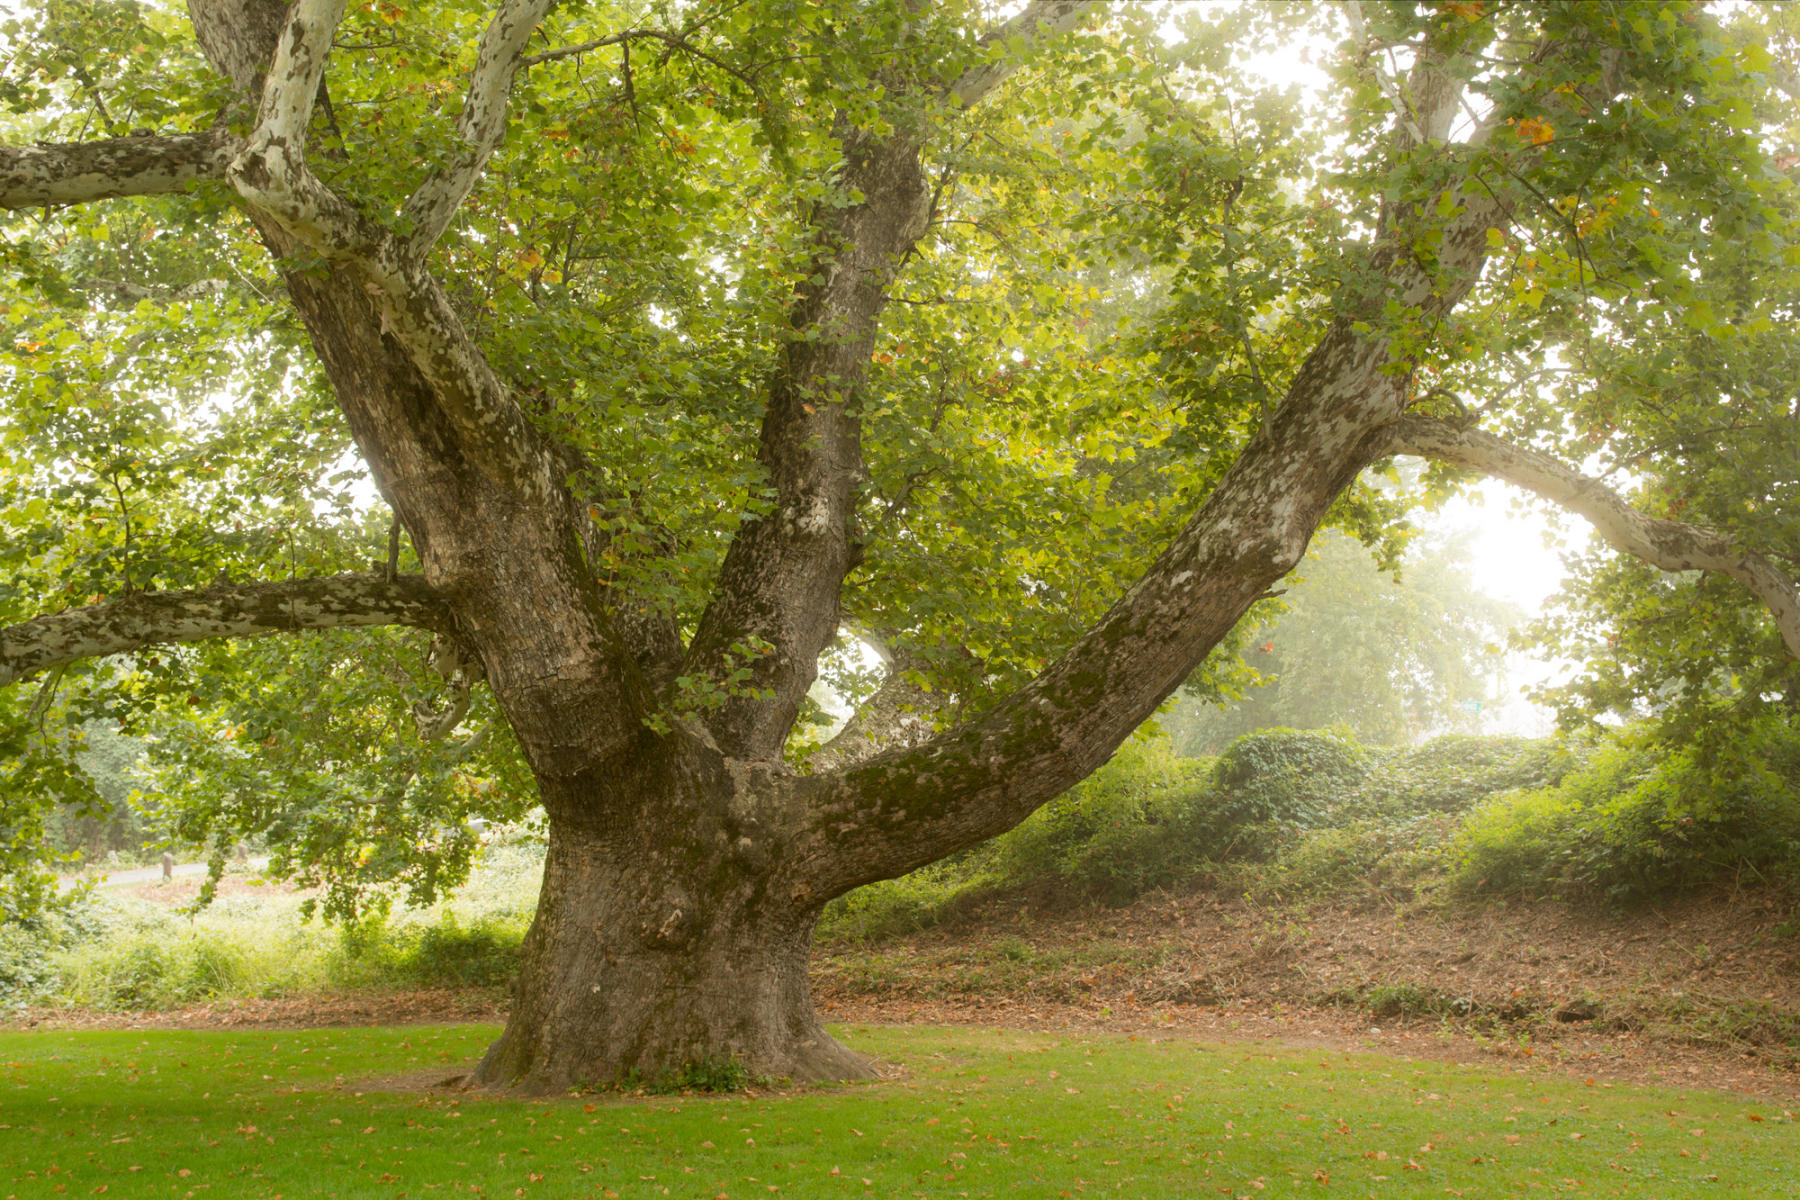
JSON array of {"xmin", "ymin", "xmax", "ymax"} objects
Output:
[
  {"xmin": 12, "ymin": 982, "xmax": 1795, "ymax": 1102},
  {"xmin": 56, "ymin": 857, "xmax": 273, "ymax": 891}
]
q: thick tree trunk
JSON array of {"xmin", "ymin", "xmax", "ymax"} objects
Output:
[{"xmin": 473, "ymin": 772, "xmax": 870, "ymax": 1091}]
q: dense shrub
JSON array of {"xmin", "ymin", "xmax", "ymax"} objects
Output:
[
  {"xmin": 826, "ymin": 729, "xmax": 1396, "ymax": 928},
  {"xmin": 333, "ymin": 909, "xmax": 527, "ymax": 988},
  {"xmin": 0, "ymin": 923, "xmax": 57, "ymax": 1009},
  {"xmin": 1358, "ymin": 735, "xmax": 1582, "ymax": 816},
  {"xmin": 820, "ymin": 741, "xmax": 1217, "ymax": 934},
  {"xmin": 1261, "ymin": 813, "xmax": 1465, "ymax": 899},
  {"xmin": 1197, "ymin": 728, "xmax": 1369, "ymax": 858},
  {"xmin": 1252, "ymin": 733, "xmax": 1592, "ymax": 900},
  {"xmin": 1452, "ymin": 716, "xmax": 1800, "ymax": 902},
  {"xmin": 994, "ymin": 741, "xmax": 1215, "ymax": 902},
  {"xmin": 0, "ymin": 894, "xmax": 124, "ymax": 1008}
]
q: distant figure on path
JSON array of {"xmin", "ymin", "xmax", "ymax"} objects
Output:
[{"xmin": 161, "ymin": 851, "xmax": 173, "ymax": 882}]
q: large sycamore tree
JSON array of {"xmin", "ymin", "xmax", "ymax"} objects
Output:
[{"xmin": 3, "ymin": 0, "xmax": 1798, "ymax": 1088}]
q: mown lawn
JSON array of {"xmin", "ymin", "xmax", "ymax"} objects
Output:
[{"xmin": 1, "ymin": 1023, "xmax": 1794, "ymax": 1198}]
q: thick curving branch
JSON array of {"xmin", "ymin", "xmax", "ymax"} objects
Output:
[
  {"xmin": 776, "ymin": 19, "xmax": 1575, "ymax": 901},
  {"xmin": 0, "ymin": 130, "xmax": 238, "ymax": 210},
  {"xmin": 401, "ymin": 0, "xmax": 555, "ymax": 256},
  {"xmin": 680, "ymin": 122, "xmax": 931, "ymax": 760},
  {"xmin": 1386, "ymin": 415, "xmax": 1800, "ymax": 658},
  {"xmin": 783, "ymin": 319, "xmax": 1413, "ymax": 905},
  {"xmin": 0, "ymin": 574, "xmax": 457, "ymax": 689}
]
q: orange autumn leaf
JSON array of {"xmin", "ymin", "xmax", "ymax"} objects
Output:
[{"xmin": 1511, "ymin": 116, "xmax": 1555, "ymax": 146}]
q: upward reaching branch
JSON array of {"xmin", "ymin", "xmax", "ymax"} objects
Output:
[
  {"xmin": 401, "ymin": 0, "xmax": 556, "ymax": 256},
  {"xmin": 1386, "ymin": 416, "xmax": 1800, "ymax": 659},
  {"xmin": 684, "ymin": 0, "xmax": 1103, "ymax": 760},
  {"xmin": 219, "ymin": 0, "xmax": 561, "ymax": 500},
  {"xmin": 948, "ymin": 0, "xmax": 1099, "ymax": 108}
]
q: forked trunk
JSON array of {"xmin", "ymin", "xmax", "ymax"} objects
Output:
[{"xmin": 473, "ymin": 788, "xmax": 871, "ymax": 1092}]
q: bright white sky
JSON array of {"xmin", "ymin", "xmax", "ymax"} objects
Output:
[
  {"xmin": 1434, "ymin": 482, "xmax": 1585, "ymax": 616},
  {"xmin": 1425, "ymin": 482, "xmax": 1589, "ymax": 737}
]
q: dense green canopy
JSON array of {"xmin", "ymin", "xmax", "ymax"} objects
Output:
[{"xmin": 3, "ymin": 0, "xmax": 1796, "ymax": 908}]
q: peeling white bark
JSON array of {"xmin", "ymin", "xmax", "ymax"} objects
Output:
[
  {"xmin": 1388, "ymin": 416, "xmax": 1800, "ymax": 659},
  {"xmin": 225, "ymin": 0, "xmax": 395, "ymax": 267},
  {"xmin": 948, "ymin": 0, "xmax": 1099, "ymax": 109},
  {"xmin": 401, "ymin": 0, "xmax": 555, "ymax": 255},
  {"xmin": 216, "ymin": 0, "xmax": 560, "ymax": 501},
  {"xmin": 0, "ymin": 574, "xmax": 455, "ymax": 689}
]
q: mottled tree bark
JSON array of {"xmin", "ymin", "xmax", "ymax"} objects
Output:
[
  {"xmin": 0, "ymin": 575, "xmax": 453, "ymax": 689},
  {"xmin": 475, "ymin": 758, "xmax": 868, "ymax": 1090}
]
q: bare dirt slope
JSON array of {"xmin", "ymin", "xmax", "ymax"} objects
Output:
[{"xmin": 813, "ymin": 884, "xmax": 1800, "ymax": 1098}]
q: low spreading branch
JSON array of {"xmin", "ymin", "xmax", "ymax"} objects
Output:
[
  {"xmin": 0, "ymin": 130, "xmax": 237, "ymax": 210},
  {"xmin": 1386, "ymin": 415, "xmax": 1800, "ymax": 658},
  {"xmin": 0, "ymin": 574, "xmax": 457, "ymax": 690}
]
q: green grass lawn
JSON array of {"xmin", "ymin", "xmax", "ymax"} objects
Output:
[{"xmin": 1, "ymin": 1024, "xmax": 1794, "ymax": 1198}]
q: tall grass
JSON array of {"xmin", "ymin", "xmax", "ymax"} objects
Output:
[{"xmin": 9, "ymin": 841, "xmax": 546, "ymax": 1011}]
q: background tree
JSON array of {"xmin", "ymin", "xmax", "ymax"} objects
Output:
[
  {"xmin": 1162, "ymin": 530, "xmax": 1521, "ymax": 754},
  {"xmin": 2, "ymin": 0, "xmax": 1797, "ymax": 1090}
]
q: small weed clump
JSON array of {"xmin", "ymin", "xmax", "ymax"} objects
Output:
[
  {"xmin": 621, "ymin": 1056, "xmax": 769, "ymax": 1094},
  {"xmin": 1317, "ymin": 980, "xmax": 1472, "ymax": 1020}
]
